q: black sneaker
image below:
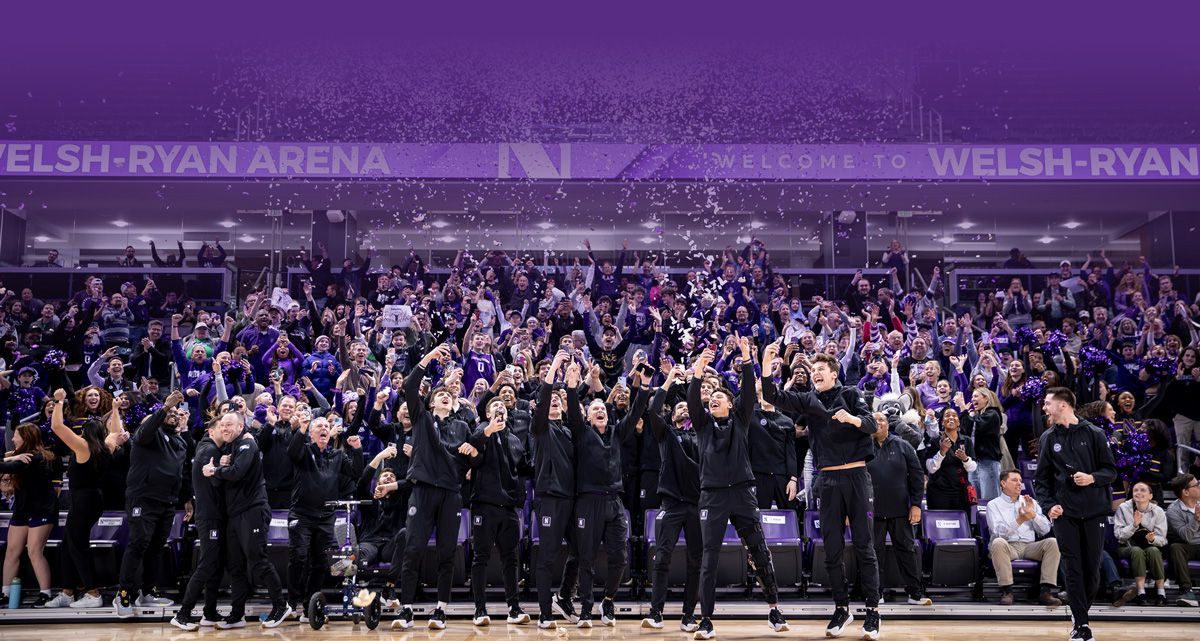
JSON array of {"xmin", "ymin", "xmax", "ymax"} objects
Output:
[
  {"xmin": 862, "ymin": 609, "xmax": 880, "ymax": 641},
  {"xmin": 391, "ymin": 607, "xmax": 414, "ymax": 630},
  {"xmin": 600, "ymin": 599, "xmax": 616, "ymax": 626},
  {"xmin": 537, "ymin": 614, "xmax": 557, "ymax": 630},
  {"xmin": 641, "ymin": 609, "xmax": 664, "ymax": 629},
  {"xmin": 768, "ymin": 607, "xmax": 789, "ymax": 632},
  {"xmin": 506, "ymin": 604, "xmax": 530, "ymax": 624},
  {"xmin": 694, "ymin": 617, "xmax": 715, "ymax": 640},
  {"xmin": 381, "ymin": 586, "xmax": 399, "ymax": 608},
  {"xmin": 1070, "ymin": 624, "xmax": 1094, "ymax": 641},
  {"xmin": 263, "ymin": 603, "xmax": 293, "ymax": 629},
  {"xmin": 170, "ymin": 612, "xmax": 199, "ymax": 631},
  {"xmin": 577, "ymin": 609, "xmax": 593, "ymax": 629},
  {"xmin": 428, "ymin": 607, "xmax": 447, "ymax": 630},
  {"xmin": 680, "ymin": 613, "xmax": 700, "ymax": 633},
  {"xmin": 473, "ymin": 606, "xmax": 491, "ymax": 627},
  {"xmin": 31, "ymin": 593, "xmax": 51, "ymax": 608},
  {"xmin": 1153, "ymin": 593, "xmax": 1167, "ymax": 607},
  {"xmin": 553, "ymin": 595, "xmax": 579, "ymax": 623},
  {"xmin": 1130, "ymin": 593, "xmax": 1147, "ymax": 607},
  {"xmin": 825, "ymin": 607, "xmax": 852, "ymax": 638}
]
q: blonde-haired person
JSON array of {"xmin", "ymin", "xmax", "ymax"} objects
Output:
[
  {"xmin": 1112, "ymin": 482, "xmax": 1168, "ymax": 606},
  {"xmin": 959, "ymin": 388, "xmax": 1004, "ymax": 502}
]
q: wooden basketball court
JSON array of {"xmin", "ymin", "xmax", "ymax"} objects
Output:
[{"xmin": 1, "ymin": 620, "xmax": 1195, "ymax": 641}]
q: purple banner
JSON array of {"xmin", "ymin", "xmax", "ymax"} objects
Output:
[{"xmin": 0, "ymin": 141, "xmax": 1197, "ymax": 181}]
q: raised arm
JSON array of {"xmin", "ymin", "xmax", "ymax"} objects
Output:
[{"xmin": 49, "ymin": 389, "xmax": 91, "ymax": 461}]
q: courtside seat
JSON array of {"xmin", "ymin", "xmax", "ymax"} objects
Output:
[
  {"xmin": 921, "ymin": 509, "xmax": 978, "ymax": 587},
  {"xmin": 977, "ymin": 507, "xmax": 1039, "ymax": 585}
]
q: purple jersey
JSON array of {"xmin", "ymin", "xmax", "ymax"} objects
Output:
[{"xmin": 463, "ymin": 350, "xmax": 496, "ymax": 394}]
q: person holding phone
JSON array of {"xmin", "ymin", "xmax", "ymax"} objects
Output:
[{"xmin": 1035, "ymin": 387, "xmax": 1118, "ymax": 641}]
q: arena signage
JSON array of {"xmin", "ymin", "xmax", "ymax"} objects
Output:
[{"xmin": 0, "ymin": 141, "xmax": 1198, "ymax": 181}]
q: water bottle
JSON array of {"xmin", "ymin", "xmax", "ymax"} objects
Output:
[{"xmin": 8, "ymin": 578, "xmax": 20, "ymax": 609}]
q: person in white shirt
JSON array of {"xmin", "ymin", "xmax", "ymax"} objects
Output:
[{"xmin": 985, "ymin": 470, "xmax": 1062, "ymax": 606}]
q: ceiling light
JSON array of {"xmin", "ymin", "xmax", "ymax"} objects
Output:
[
  {"xmin": 238, "ymin": 234, "xmax": 257, "ymax": 243},
  {"xmin": 435, "ymin": 235, "xmax": 458, "ymax": 243},
  {"xmin": 111, "ymin": 220, "xmax": 129, "ymax": 228},
  {"xmin": 218, "ymin": 220, "xmax": 237, "ymax": 228},
  {"xmin": 1037, "ymin": 236, "xmax": 1056, "ymax": 244},
  {"xmin": 136, "ymin": 235, "xmax": 153, "ymax": 243},
  {"xmin": 1062, "ymin": 221, "xmax": 1082, "ymax": 229},
  {"xmin": 535, "ymin": 222, "xmax": 555, "ymax": 230},
  {"xmin": 641, "ymin": 221, "xmax": 659, "ymax": 229},
  {"xmin": 749, "ymin": 221, "xmax": 766, "ymax": 230},
  {"xmin": 938, "ymin": 236, "xmax": 956, "ymax": 245},
  {"xmin": 539, "ymin": 235, "xmax": 557, "ymax": 243},
  {"xmin": 430, "ymin": 220, "xmax": 450, "ymax": 229},
  {"xmin": 955, "ymin": 221, "xmax": 976, "ymax": 230},
  {"xmin": 638, "ymin": 236, "xmax": 657, "ymax": 244},
  {"xmin": 33, "ymin": 235, "xmax": 50, "ymax": 242}
]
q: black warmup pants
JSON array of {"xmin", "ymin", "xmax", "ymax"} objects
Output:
[
  {"xmin": 178, "ymin": 518, "xmax": 225, "ymax": 619},
  {"xmin": 573, "ymin": 494, "xmax": 628, "ymax": 613},
  {"xmin": 118, "ymin": 497, "xmax": 175, "ymax": 595},
  {"xmin": 287, "ymin": 514, "xmax": 335, "ymax": 609},
  {"xmin": 469, "ymin": 503, "xmax": 521, "ymax": 608},
  {"xmin": 534, "ymin": 496, "xmax": 579, "ymax": 618},
  {"xmin": 399, "ymin": 484, "xmax": 461, "ymax": 604},
  {"xmin": 649, "ymin": 497, "xmax": 702, "ymax": 615},
  {"xmin": 61, "ymin": 488, "xmax": 103, "ymax": 592},
  {"xmin": 754, "ymin": 472, "xmax": 793, "ymax": 509},
  {"xmin": 698, "ymin": 483, "xmax": 778, "ymax": 618},
  {"xmin": 872, "ymin": 516, "xmax": 922, "ymax": 597},
  {"xmin": 229, "ymin": 506, "xmax": 285, "ymax": 617},
  {"xmin": 1053, "ymin": 514, "xmax": 1105, "ymax": 627},
  {"xmin": 816, "ymin": 467, "xmax": 879, "ymax": 608}
]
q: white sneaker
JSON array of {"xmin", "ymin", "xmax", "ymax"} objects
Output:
[
  {"xmin": 70, "ymin": 593, "xmax": 103, "ymax": 609},
  {"xmin": 42, "ymin": 592, "xmax": 74, "ymax": 608},
  {"xmin": 136, "ymin": 592, "xmax": 175, "ymax": 607},
  {"xmin": 198, "ymin": 616, "xmax": 221, "ymax": 627},
  {"xmin": 216, "ymin": 619, "xmax": 247, "ymax": 630},
  {"xmin": 906, "ymin": 596, "xmax": 933, "ymax": 606}
]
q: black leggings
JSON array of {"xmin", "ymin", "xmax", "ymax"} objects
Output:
[{"xmin": 61, "ymin": 489, "xmax": 103, "ymax": 591}]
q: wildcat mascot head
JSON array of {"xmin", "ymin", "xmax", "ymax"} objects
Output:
[{"xmin": 872, "ymin": 392, "xmax": 922, "ymax": 450}]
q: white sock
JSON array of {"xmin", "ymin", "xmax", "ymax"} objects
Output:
[
  {"xmin": 437, "ymin": 601, "xmax": 447, "ymax": 610},
  {"xmin": 403, "ymin": 604, "xmax": 412, "ymax": 611},
  {"xmin": 40, "ymin": 590, "xmax": 51, "ymax": 597},
  {"xmin": 1137, "ymin": 586, "xmax": 1146, "ymax": 594}
]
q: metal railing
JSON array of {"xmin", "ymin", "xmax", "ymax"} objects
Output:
[{"xmin": 0, "ymin": 266, "xmax": 238, "ymax": 305}]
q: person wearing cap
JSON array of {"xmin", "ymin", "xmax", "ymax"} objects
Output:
[{"xmin": 1039, "ymin": 272, "xmax": 1076, "ymax": 330}]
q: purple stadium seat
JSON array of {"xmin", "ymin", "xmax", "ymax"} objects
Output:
[
  {"xmin": 978, "ymin": 507, "xmax": 1039, "ymax": 581},
  {"xmin": 921, "ymin": 509, "xmax": 978, "ymax": 587}
]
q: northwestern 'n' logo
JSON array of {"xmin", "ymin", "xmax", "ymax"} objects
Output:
[{"xmin": 498, "ymin": 143, "xmax": 572, "ymax": 179}]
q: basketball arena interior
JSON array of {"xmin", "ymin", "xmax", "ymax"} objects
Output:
[{"xmin": 1, "ymin": 5, "xmax": 1199, "ymax": 641}]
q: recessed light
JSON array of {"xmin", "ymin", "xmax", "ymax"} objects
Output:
[
  {"xmin": 218, "ymin": 220, "xmax": 237, "ymax": 229},
  {"xmin": 238, "ymin": 234, "xmax": 257, "ymax": 243},
  {"xmin": 1038, "ymin": 236, "xmax": 1056, "ymax": 244},
  {"xmin": 955, "ymin": 221, "xmax": 976, "ymax": 230},
  {"xmin": 539, "ymin": 235, "xmax": 557, "ymax": 243},
  {"xmin": 136, "ymin": 235, "xmax": 153, "ymax": 243},
  {"xmin": 641, "ymin": 221, "xmax": 659, "ymax": 229},
  {"xmin": 938, "ymin": 236, "xmax": 956, "ymax": 245},
  {"xmin": 33, "ymin": 235, "xmax": 50, "ymax": 242},
  {"xmin": 749, "ymin": 221, "xmax": 766, "ymax": 230},
  {"xmin": 1062, "ymin": 221, "xmax": 1082, "ymax": 229},
  {"xmin": 639, "ymin": 236, "xmax": 657, "ymax": 244},
  {"xmin": 435, "ymin": 235, "xmax": 458, "ymax": 243},
  {"xmin": 430, "ymin": 220, "xmax": 450, "ymax": 229},
  {"xmin": 112, "ymin": 220, "xmax": 129, "ymax": 228},
  {"xmin": 535, "ymin": 222, "xmax": 555, "ymax": 230}
]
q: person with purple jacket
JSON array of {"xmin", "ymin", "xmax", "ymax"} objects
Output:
[{"xmin": 236, "ymin": 310, "xmax": 280, "ymax": 384}]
